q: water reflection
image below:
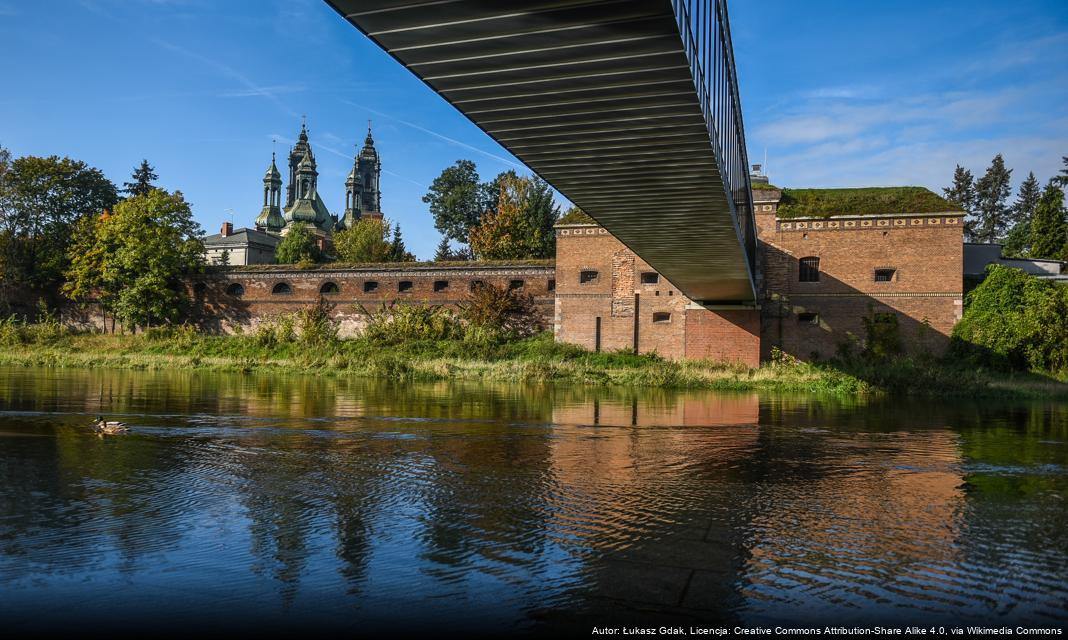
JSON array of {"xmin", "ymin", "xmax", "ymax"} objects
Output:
[{"xmin": 0, "ymin": 367, "xmax": 1064, "ymax": 632}]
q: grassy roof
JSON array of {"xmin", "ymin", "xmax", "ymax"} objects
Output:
[
  {"xmin": 751, "ymin": 183, "xmax": 781, "ymax": 192},
  {"xmin": 215, "ymin": 259, "xmax": 554, "ymax": 273},
  {"xmin": 556, "ymin": 209, "xmax": 596, "ymax": 225},
  {"xmin": 776, "ymin": 187, "xmax": 957, "ymax": 218}
]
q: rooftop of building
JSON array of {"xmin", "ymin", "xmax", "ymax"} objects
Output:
[
  {"xmin": 760, "ymin": 186, "xmax": 958, "ymax": 218},
  {"xmin": 203, "ymin": 227, "xmax": 281, "ymax": 247},
  {"xmin": 212, "ymin": 259, "xmax": 555, "ymax": 273}
]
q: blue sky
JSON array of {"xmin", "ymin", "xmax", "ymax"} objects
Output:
[{"xmin": 1, "ymin": 1, "xmax": 1065, "ymax": 259}]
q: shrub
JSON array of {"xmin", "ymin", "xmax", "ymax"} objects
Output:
[
  {"xmin": 296, "ymin": 298, "xmax": 339, "ymax": 346},
  {"xmin": 254, "ymin": 314, "xmax": 295, "ymax": 347},
  {"xmin": 951, "ymin": 264, "xmax": 1068, "ymax": 372},
  {"xmin": 360, "ymin": 302, "xmax": 463, "ymax": 345},
  {"xmin": 458, "ymin": 282, "xmax": 541, "ymax": 338},
  {"xmin": 0, "ymin": 315, "xmax": 21, "ymax": 346},
  {"xmin": 862, "ymin": 311, "xmax": 902, "ymax": 359}
]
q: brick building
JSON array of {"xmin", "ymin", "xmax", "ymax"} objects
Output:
[
  {"xmin": 554, "ymin": 185, "xmax": 965, "ymax": 364},
  {"xmin": 185, "ymin": 262, "xmax": 555, "ymax": 337}
]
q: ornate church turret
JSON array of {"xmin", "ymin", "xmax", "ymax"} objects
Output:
[
  {"xmin": 357, "ymin": 122, "xmax": 382, "ymax": 217},
  {"xmin": 338, "ymin": 150, "xmax": 363, "ymax": 231},
  {"xmin": 255, "ymin": 152, "xmax": 284, "ymax": 232},
  {"xmin": 286, "ymin": 120, "xmax": 312, "ymax": 207}
]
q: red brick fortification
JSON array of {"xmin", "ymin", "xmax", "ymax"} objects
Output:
[{"xmin": 555, "ymin": 225, "xmax": 761, "ymax": 366}]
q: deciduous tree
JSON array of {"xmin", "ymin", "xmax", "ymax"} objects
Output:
[
  {"xmin": 275, "ymin": 224, "xmax": 322, "ymax": 264},
  {"xmin": 468, "ymin": 172, "xmax": 559, "ymax": 260},
  {"xmin": 65, "ymin": 189, "xmax": 204, "ymax": 328},
  {"xmin": 0, "ymin": 153, "xmax": 118, "ymax": 311},
  {"xmin": 334, "ymin": 217, "xmax": 394, "ymax": 262},
  {"xmin": 423, "ymin": 160, "xmax": 485, "ymax": 244}
]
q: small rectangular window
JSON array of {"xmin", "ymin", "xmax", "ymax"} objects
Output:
[
  {"xmin": 797, "ymin": 312, "xmax": 819, "ymax": 325},
  {"xmin": 652, "ymin": 312, "xmax": 671, "ymax": 323},
  {"xmin": 640, "ymin": 272, "xmax": 660, "ymax": 285},
  {"xmin": 874, "ymin": 268, "xmax": 896, "ymax": 282},
  {"xmin": 799, "ymin": 257, "xmax": 820, "ymax": 282},
  {"xmin": 363, "ymin": 281, "xmax": 378, "ymax": 293},
  {"xmin": 509, "ymin": 279, "xmax": 524, "ymax": 290},
  {"xmin": 433, "ymin": 280, "xmax": 449, "ymax": 292},
  {"xmin": 547, "ymin": 279, "xmax": 556, "ymax": 292},
  {"xmin": 399, "ymin": 281, "xmax": 413, "ymax": 292},
  {"xmin": 579, "ymin": 270, "xmax": 598, "ymax": 284}
]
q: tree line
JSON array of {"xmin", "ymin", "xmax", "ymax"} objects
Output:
[
  {"xmin": 943, "ymin": 154, "xmax": 1068, "ymax": 259},
  {"xmin": 0, "ymin": 146, "xmax": 205, "ymax": 330}
]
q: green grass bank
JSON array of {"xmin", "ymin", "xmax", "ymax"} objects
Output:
[{"xmin": 0, "ymin": 329, "xmax": 1064, "ymax": 400}]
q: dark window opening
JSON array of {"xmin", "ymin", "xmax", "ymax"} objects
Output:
[
  {"xmin": 798, "ymin": 312, "xmax": 819, "ymax": 325},
  {"xmin": 271, "ymin": 282, "xmax": 291, "ymax": 295},
  {"xmin": 652, "ymin": 312, "xmax": 671, "ymax": 323},
  {"xmin": 509, "ymin": 279, "xmax": 524, "ymax": 290},
  {"xmin": 640, "ymin": 272, "xmax": 659, "ymax": 285},
  {"xmin": 874, "ymin": 268, "xmax": 896, "ymax": 282},
  {"xmin": 799, "ymin": 257, "xmax": 820, "ymax": 282},
  {"xmin": 320, "ymin": 282, "xmax": 339, "ymax": 294},
  {"xmin": 399, "ymin": 281, "xmax": 413, "ymax": 293},
  {"xmin": 193, "ymin": 282, "xmax": 207, "ymax": 295},
  {"xmin": 579, "ymin": 270, "xmax": 598, "ymax": 284},
  {"xmin": 470, "ymin": 280, "xmax": 485, "ymax": 291},
  {"xmin": 433, "ymin": 280, "xmax": 449, "ymax": 292},
  {"xmin": 547, "ymin": 279, "xmax": 556, "ymax": 292},
  {"xmin": 363, "ymin": 281, "xmax": 378, "ymax": 293},
  {"xmin": 226, "ymin": 283, "xmax": 244, "ymax": 296}
]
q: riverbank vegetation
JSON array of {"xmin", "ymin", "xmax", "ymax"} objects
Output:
[{"xmin": 1, "ymin": 289, "xmax": 1065, "ymax": 400}]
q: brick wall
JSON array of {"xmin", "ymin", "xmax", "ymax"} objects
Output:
[
  {"xmin": 754, "ymin": 190, "xmax": 964, "ymax": 360},
  {"xmin": 556, "ymin": 225, "xmax": 760, "ymax": 363}
]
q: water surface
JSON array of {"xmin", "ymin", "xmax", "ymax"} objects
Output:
[{"xmin": 0, "ymin": 366, "xmax": 1065, "ymax": 633}]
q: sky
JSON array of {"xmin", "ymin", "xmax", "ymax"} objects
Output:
[{"xmin": 1, "ymin": 0, "xmax": 1065, "ymax": 259}]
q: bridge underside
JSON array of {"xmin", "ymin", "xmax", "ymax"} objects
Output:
[{"xmin": 326, "ymin": 0, "xmax": 755, "ymax": 303}]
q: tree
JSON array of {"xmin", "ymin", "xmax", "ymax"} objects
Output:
[
  {"xmin": 1002, "ymin": 172, "xmax": 1042, "ymax": 257},
  {"xmin": 973, "ymin": 154, "xmax": 1013, "ymax": 243},
  {"xmin": 1056, "ymin": 156, "xmax": 1068, "ymax": 188},
  {"xmin": 65, "ymin": 189, "xmax": 204, "ymax": 328},
  {"xmin": 1030, "ymin": 182, "xmax": 1067, "ymax": 260},
  {"xmin": 0, "ymin": 154, "xmax": 118, "ymax": 310},
  {"xmin": 389, "ymin": 223, "xmax": 415, "ymax": 262},
  {"xmin": 423, "ymin": 160, "xmax": 485, "ymax": 244},
  {"xmin": 468, "ymin": 172, "xmax": 560, "ymax": 259},
  {"xmin": 275, "ymin": 224, "xmax": 322, "ymax": 264},
  {"xmin": 943, "ymin": 164, "xmax": 978, "ymax": 241},
  {"xmin": 433, "ymin": 236, "xmax": 452, "ymax": 261},
  {"xmin": 333, "ymin": 217, "xmax": 394, "ymax": 262},
  {"xmin": 123, "ymin": 159, "xmax": 159, "ymax": 198}
]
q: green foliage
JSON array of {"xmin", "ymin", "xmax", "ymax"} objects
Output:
[
  {"xmin": 333, "ymin": 217, "xmax": 394, "ymax": 262},
  {"xmin": 1012, "ymin": 171, "xmax": 1042, "ymax": 226},
  {"xmin": 422, "ymin": 159, "xmax": 493, "ymax": 244},
  {"xmin": 389, "ymin": 223, "xmax": 415, "ymax": 262},
  {"xmin": 861, "ymin": 311, "xmax": 903, "ymax": 359},
  {"xmin": 1030, "ymin": 183, "xmax": 1066, "ymax": 260},
  {"xmin": 468, "ymin": 171, "xmax": 559, "ymax": 259},
  {"xmin": 557, "ymin": 206, "xmax": 595, "ymax": 225},
  {"xmin": 951, "ymin": 264, "xmax": 1068, "ymax": 372},
  {"xmin": 295, "ymin": 298, "xmax": 339, "ymax": 346},
  {"xmin": 943, "ymin": 164, "xmax": 978, "ymax": 241},
  {"xmin": 458, "ymin": 281, "xmax": 542, "ymax": 338},
  {"xmin": 122, "ymin": 159, "xmax": 158, "ymax": 198},
  {"xmin": 361, "ymin": 303, "xmax": 463, "ymax": 345},
  {"xmin": 254, "ymin": 315, "xmax": 295, "ymax": 348},
  {"xmin": 0, "ymin": 153, "xmax": 119, "ymax": 304},
  {"xmin": 64, "ymin": 189, "xmax": 205, "ymax": 328},
  {"xmin": 274, "ymin": 224, "xmax": 322, "ymax": 264},
  {"xmin": 776, "ymin": 187, "xmax": 953, "ymax": 218},
  {"xmin": 1002, "ymin": 220, "xmax": 1032, "ymax": 258},
  {"xmin": 0, "ymin": 313, "xmax": 69, "ymax": 346},
  {"xmin": 974, "ymin": 154, "xmax": 1013, "ymax": 243}
]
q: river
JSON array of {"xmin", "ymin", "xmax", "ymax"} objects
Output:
[{"xmin": 0, "ymin": 366, "xmax": 1064, "ymax": 634}]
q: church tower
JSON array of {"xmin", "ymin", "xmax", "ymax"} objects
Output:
[
  {"xmin": 338, "ymin": 149, "xmax": 363, "ymax": 231},
  {"xmin": 357, "ymin": 123, "xmax": 382, "ymax": 216},
  {"xmin": 255, "ymin": 152, "xmax": 284, "ymax": 232},
  {"xmin": 286, "ymin": 120, "xmax": 312, "ymax": 207}
]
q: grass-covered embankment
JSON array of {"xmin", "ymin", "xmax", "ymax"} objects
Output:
[{"xmin": 0, "ymin": 329, "xmax": 1065, "ymax": 400}]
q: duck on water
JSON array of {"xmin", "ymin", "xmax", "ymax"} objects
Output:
[{"xmin": 93, "ymin": 416, "xmax": 127, "ymax": 435}]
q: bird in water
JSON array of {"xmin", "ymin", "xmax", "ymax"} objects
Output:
[{"xmin": 93, "ymin": 416, "xmax": 128, "ymax": 435}]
